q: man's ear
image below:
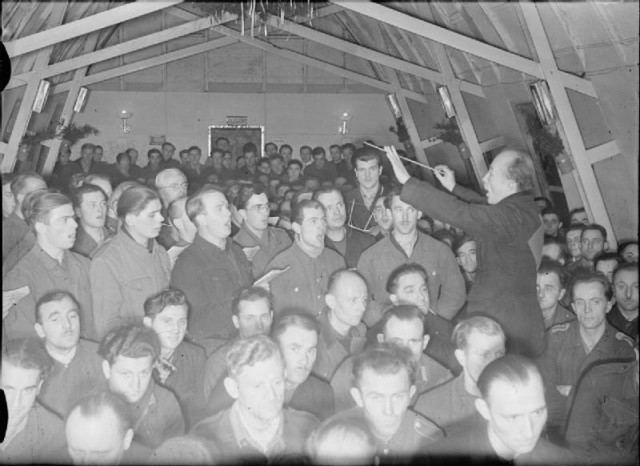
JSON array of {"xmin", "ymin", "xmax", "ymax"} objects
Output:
[
  {"xmin": 238, "ymin": 209, "xmax": 248, "ymax": 223},
  {"xmin": 292, "ymin": 222, "xmax": 301, "ymax": 236},
  {"xmin": 558, "ymin": 289, "xmax": 566, "ymax": 303},
  {"xmin": 224, "ymin": 376, "xmax": 239, "ymax": 399},
  {"xmin": 409, "ymin": 385, "xmax": 416, "ymax": 400},
  {"xmin": 34, "ymin": 222, "xmax": 46, "ymax": 237},
  {"xmin": 34, "ymin": 323, "xmax": 45, "ymax": 339},
  {"xmin": 102, "ymin": 360, "xmax": 111, "ymax": 380},
  {"xmin": 389, "ymin": 294, "xmax": 399, "ymax": 306},
  {"xmin": 422, "ymin": 335, "xmax": 430, "ymax": 351},
  {"xmin": 475, "ymin": 398, "xmax": 491, "ymax": 420},
  {"xmin": 123, "ymin": 428, "xmax": 134, "ymax": 451},
  {"xmin": 350, "ymin": 387, "xmax": 363, "ymax": 407},
  {"xmin": 325, "ymin": 294, "xmax": 336, "ymax": 310},
  {"xmin": 605, "ymin": 298, "xmax": 615, "ymax": 315},
  {"xmin": 376, "ymin": 333, "xmax": 384, "ymax": 344},
  {"xmin": 377, "ymin": 166, "xmax": 383, "ymax": 177},
  {"xmin": 142, "ymin": 316, "xmax": 152, "ymax": 328},
  {"xmin": 604, "ymin": 241, "xmax": 609, "ymax": 251},
  {"xmin": 454, "ymin": 349, "xmax": 466, "ymax": 368},
  {"xmin": 232, "ymin": 315, "xmax": 240, "ymax": 330}
]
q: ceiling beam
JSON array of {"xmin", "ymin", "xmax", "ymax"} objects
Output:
[
  {"xmin": 6, "ymin": 12, "xmax": 238, "ymax": 90},
  {"xmin": 5, "ymin": 1, "xmax": 184, "ymax": 58},
  {"xmin": 263, "ymin": 14, "xmax": 484, "ymax": 97},
  {"xmin": 214, "ymin": 25, "xmax": 428, "ymax": 103},
  {"xmin": 333, "ymin": 0, "xmax": 597, "ymax": 98}
]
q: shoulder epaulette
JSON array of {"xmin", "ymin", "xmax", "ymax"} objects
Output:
[
  {"xmin": 615, "ymin": 331, "xmax": 635, "ymax": 348},
  {"xmin": 412, "ymin": 412, "xmax": 443, "ymax": 440},
  {"xmin": 549, "ymin": 322, "xmax": 571, "ymax": 334}
]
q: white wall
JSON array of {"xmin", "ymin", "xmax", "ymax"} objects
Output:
[{"xmin": 72, "ymin": 91, "xmax": 398, "ymax": 164}]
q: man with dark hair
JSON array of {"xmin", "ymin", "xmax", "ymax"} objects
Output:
[
  {"xmin": 99, "ymin": 324, "xmax": 185, "ymax": 448},
  {"xmin": 594, "ymin": 251, "xmax": 623, "ymax": 284},
  {"xmin": 299, "ymin": 145, "xmax": 313, "ymax": 166},
  {"xmin": 233, "ymin": 184, "xmax": 292, "ymax": 277},
  {"xmin": 453, "ymin": 235, "xmax": 478, "ymax": 292},
  {"xmin": 565, "ymin": 342, "xmax": 639, "ymax": 465},
  {"xmin": 269, "ymin": 154, "xmax": 287, "ymax": 181},
  {"xmin": 125, "ymin": 148, "xmax": 143, "ymax": 181},
  {"xmin": 344, "ymin": 147, "xmax": 386, "ymax": 234},
  {"xmin": 341, "ymin": 143, "xmax": 356, "ymax": 172},
  {"xmin": 384, "ymin": 146, "xmax": 546, "ymax": 357},
  {"xmin": 64, "ymin": 391, "xmax": 149, "ymax": 465},
  {"xmin": 35, "ymin": 291, "xmax": 104, "ymax": 417},
  {"xmin": 542, "ymin": 207, "xmax": 564, "ymax": 239},
  {"xmin": 265, "ymin": 142, "xmax": 278, "ymax": 158},
  {"xmin": 0, "ymin": 338, "xmax": 66, "ymax": 463},
  {"xmin": 357, "ymin": 187, "xmax": 465, "ymax": 320},
  {"xmin": 536, "ymin": 258, "xmax": 575, "ymax": 330},
  {"xmin": 329, "ymin": 144, "xmax": 350, "ymax": 179},
  {"xmin": 618, "ymin": 240, "xmax": 638, "ymax": 263},
  {"xmin": 313, "ymin": 269, "xmax": 368, "ymax": 383},
  {"xmin": 71, "ymin": 183, "xmax": 111, "ymax": 258},
  {"xmin": 171, "ymin": 187, "xmax": 253, "ymax": 355},
  {"xmin": 203, "ymin": 286, "xmax": 274, "ymax": 401},
  {"xmin": 304, "ymin": 146, "xmax": 338, "ymax": 184},
  {"xmin": 534, "ymin": 196, "xmax": 552, "ymax": 211},
  {"xmin": 607, "ymin": 262, "xmax": 638, "ymax": 339},
  {"xmin": 324, "ymin": 343, "xmax": 442, "ymax": 460},
  {"xmin": 436, "ymin": 355, "xmax": 573, "ymax": 463},
  {"xmin": 314, "ymin": 187, "xmax": 375, "ymax": 268},
  {"xmin": 539, "ymin": 271, "xmax": 635, "ymax": 433},
  {"xmin": 160, "ymin": 142, "xmax": 180, "ymax": 169},
  {"xmin": 216, "ymin": 137, "xmax": 230, "ymax": 152},
  {"xmin": 286, "ymin": 159, "xmax": 304, "ymax": 187},
  {"xmin": 414, "ymin": 316, "xmax": 506, "ymax": 437},
  {"xmin": 565, "ymin": 223, "xmax": 586, "ymax": 264},
  {"xmin": 72, "ymin": 143, "xmax": 98, "ymax": 177},
  {"xmin": 235, "ymin": 143, "xmax": 259, "ymax": 181},
  {"xmin": 279, "ymin": 144, "xmax": 293, "ymax": 165},
  {"xmin": 569, "ymin": 207, "xmax": 589, "ymax": 225},
  {"xmin": 266, "ymin": 199, "xmax": 346, "ymax": 316},
  {"xmin": 191, "ymin": 335, "xmax": 319, "ymax": 461},
  {"xmin": 140, "ymin": 148, "xmax": 163, "ymax": 186},
  {"xmin": 566, "ymin": 223, "xmax": 609, "ymax": 274},
  {"xmin": 3, "ymin": 191, "xmax": 94, "ymax": 340}
]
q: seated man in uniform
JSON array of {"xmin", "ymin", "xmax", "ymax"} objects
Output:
[
  {"xmin": 313, "ymin": 269, "xmax": 368, "ymax": 383},
  {"xmin": 565, "ymin": 341, "xmax": 639, "ymax": 465},
  {"xmin": 35, "ymin": 291, "xmax": 104, "ymax": 417},
  {"xmin": 0, "ymin": 338, "xmax": 66, "ymax": 464},
  {"xmin": 539, "ymin": 271, "xmax": 635, "ymax": 432},
  {"xmin": 414, "ymin": 316, "xmax": 506, "ymax": 438},
  {"xmin": 434, "ymin": 355, "xmax": 573, "ymax": 464},
  {"xmin": 70, "ymin": 183, "xmax": 112, "ymax": 258},
  {"xmin": 99, "ymin": 324, "xmax": 185, "ymax": 448},
  {"xmin": 607, "ymin": 262, "xmax": 638, "ymax": 339},
  {"xmin": 565, "ymin": 223, "xmax": 608, "ymax": 274},
  {"xmin": 190, "ymin": 335, "xmax": 319, "ymax": 462},
  {"xmin": 324, "ymin": 343, "xmax": 443, "ymax": 462},
  {"xmin": 536, "ymin": 258, "xmax": 576, "ymax": 330},
  {"xmin": 65, "ymin": 391, "xmax": 151, "ymax": 465}
]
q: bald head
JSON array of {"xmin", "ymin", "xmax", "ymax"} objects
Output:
[{"xmin": 482, "ymin": 149, "xmax": 534, "ymax": 205}]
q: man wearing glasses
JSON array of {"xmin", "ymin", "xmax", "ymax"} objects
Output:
[
  {"xmin": 233, "ymin": 184, "xmax": 292, "ymax": 277},
  {"xmin": 155, "ymin": 168, "xmax": 188, "ymax": 250}
]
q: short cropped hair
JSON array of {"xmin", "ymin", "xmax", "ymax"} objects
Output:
[
  {"xmin": 502, "ymin": 148, "xmax": 535, "ymax": 192},
  {"xmin": 572, "ymin": 271, "xmax": 613, "ymax": 301},
  {"xmin": 453, "ymin": 235, "xmax": 476, "ymax": 256},
  {"xmin": 378, "ymin": 305, "xmax": 425, "ymax": 336},
  {"xmin": 477, "ymin": 354, "xmax": 540, "ymax": 401},
  {"xmin": 569, "ymin": 207, "xmax": 587, "ymax": 222},
  {"xmin": 144, "ymin": 288, "xmax": 188, "ymax": 319},
  {"xmin": 225, "ymin": 335, "xmax": 281, "ymax": 378},
  {"xmin": 147, "ymin": 148, "xmax": 162, "ymax": 159},
  {"xmin": 386, "ymin": 263, "xmax": 428, "ymax": 295},
  {"xmin": 71, "ymin": 183, "xmax": 106, "ymax": 209},
  {"xmin": 116, "ymin": 152, "xmax": 131, "ymax": 164},
  {"xmin": 83, "ymin": 174, "xmax": 111, "ymax": 189},
  {"xmin": 36, "ymin": 290, "xmax": 79, "ymax": 324},
  {"xmin": 11, "ymin": 172, "xmax": 45, "ymax": 197},
  {"xmin": 66, "ymin": 391, "xmax": 132, "ymax": 437},
  {"xmin": 80, "ymin": 143, "xmax": 95, "ymax": 153},
  {"xmin": 594, "ymin": 252, "xmax": 623, "ymax": 271},
  {"xmin": 25, "ymin": 190, "xmax": 72, "ymax": 229},
  {"xmin": 188, "ymin": 146, "xmax": 201, "ymax": 154},
  {"xmin": 618, "ymin": 240, "xmax": 638, "ymax": 258},
  {"xmin": 270, "ymin": 312, "xmax": 320, "ymax": 344},
  {"xmin": 291, "ymin": 198, "xmax": 323, "ymax": 225},
  {"xmin": 565, "ymin": 223, "xmax": 586, "ymax": 237},
  {"xmin": 279, "ymin": 144, "xmax": 292, "ymax": 153},
  {"xmin": 287, "ymin": 160, "xmax": 303, "ymax": 170},
  {"xmin": 341, "ymin": 143, "xmax": 356, "ymax": 153},
  {"xmin": 312, "ymin": 186, "xmax": 343, "ymax": 202},
  {"xmin": 583, "ymin": 223, "xmax": 608, "ymax": 241},
  {"xmin": 186, "ymin": 186, "xmax": 225, "ymax": 224},
  {"xmin": 234, "ymin": 183, "xmax": 267, "ymax": 210},
  {"xmin": 352, "ymin": 146, "xmax": 380, "ymax": 168},
  {"xmin": 352, "ymin": 343, "xmax": 415, "ymax": 388},
  {"xmin": 613, "ymin": 262, "xmax": 638, "ymax": 283},
  {"xmin": 327, "ymin": 268, "xmax": 366, "ymax": 295},
  {"xmin": 117, "ymin": 185, "xmax": 159, "ymax": 219},
  {"xmin": 162, "ymin": 142, "xmax": 175, "ymax": 151},
  {"xmin": 383, "ymin": 185, "xmax": 403, "ymax": 210},
  {"xmin": 215, "ymin": 137, "xmax": 229, "ymax": 146},
  {"xmin": 2, "ymin": 338, "xmax": 52, "ymax": 381},
  {"xmin": 541, "ymin": 207, "xmax": 561, "ymax": 220},
  {"xmin": 242, "ymin": 142, "xmax": 257, "ymax": 155},
  {"xmin": 311, "ymin": 146, "xmax": 326, "ymax": 157},
  {"xmin": 232, "ymin": 287, "xmax": 272, "ymax": 317},
  {"xmin": 534, "ymin": 197, "xmax": 553, "ymax": 210},
  {"xmin": 98, "ymin": 325, "xmax": 161, "ymax": 366},
  {"xmin": 537, "ymin": 258, "xmax": 567, "ymax": 289},
  {"xmin": 269, "ymin": 154, "xmax": 284, "ymax": 164},
  {"xmin": 452, "ymin": 316, "xmax": 505, "ymax": 351}
]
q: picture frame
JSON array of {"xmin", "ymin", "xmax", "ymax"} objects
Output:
[{"xmin": 208, "ymin": 125, "xmax": 265, "ymax": 160}]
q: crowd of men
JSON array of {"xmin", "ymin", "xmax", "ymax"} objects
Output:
[{"xmin": 1, "ymin": 137, "xmax": 638, "ymax": 465}]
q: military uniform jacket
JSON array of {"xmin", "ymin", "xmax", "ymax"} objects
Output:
[
  {"xmin": 233, "ymin": 222, "xmax": 292, "ymax": 278},
  {"xmin": 3, "ymin": 244, "xmax": 94, "ymax": 341},
  {"xmin": 190, "ymin": 402, "xmax": 319, "ymax": 464},
  {"xmin": 0, "ymin": 403, "xmax": 66, "ymax": 464},
  {"xmin": 313, "ymin": 308, "xmax": 366, "ymax": 382},
  {"xmin": 38, "ymin": 339, "xmax": 105, "ymax": 417},
  {"xmin": 566, "ymin": 360, "xmax": 639, "ymax": 465},
  {"xmin": 344, "ymin": 184, "xmax": 386, "ymax": 233},
  {"xmin": 402, "ymin": 178, "xmax": 546, "ymax": 357},
  {"xmin": 324, "ymin": 225, "xmax": 375, "ymax": 269},
  {"xmin": 170, "ymin": 235, "xmax": 253, "ymax": 341},
  {"xmin": 414, "ymin": 374, "xmax": 480, "ymax": 438},
  {"xmin": 544, "ymin": 303, "xmax": 576, "ymax": 330},
  {"xmin": 357, "ymin": 230, "xmax": 466, "ymax": 319},
  {"xmin": 267, "ymin": 243, "xmax": 346, "ymax": 317},
  {"xmin": 90, "ymin": 229, "xmax": 170, "ymax": 339},
  {"xmin": 607, "ymin": 304, "xmax": 639, "ymax": 340}
]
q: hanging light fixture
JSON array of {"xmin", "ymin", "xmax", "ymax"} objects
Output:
[
  {"xmin": 437, "ymin": 86, "xmax": 456, "ymax": 119},
  {"xmin": 338, "ymin": 112, "xmax": 351, "ymax": 135},
  {"xmin": 530, "ymin": 80, "xmax": 556, "ymax": 125},
  {"xmin": 120, "ymin": 110, "xmax": 132, "ymax": 134}
]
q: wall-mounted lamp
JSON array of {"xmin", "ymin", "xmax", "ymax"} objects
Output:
[
  {"xmin": 339, "ymin": 112, "xmax": 351, "ymax": 135},
  {"xmin": 32, "ymin": 80, "xmax": 51, "ymax": 113},
  {"xmin": 530, "ymin": 80, "xmax": 556, "ymax": 126},
  {"xmin": 120, "ymin": 110, "xmax": 132, "ymax": 134},
  {"xmin": 437, "ymin": 86, "xmax": 456, "ymax": 119},
  {"xmin": 73, "ymin": 87, "xmax": 89, "ymax": 113},
  {"xmin": 385, "ymin": 93, "xmax": 402, "ymax": 119}
]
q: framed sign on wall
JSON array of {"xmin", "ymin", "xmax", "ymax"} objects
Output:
[{"xmin": 208, "ymin": 125, "xmax": 265, "ymax": 160}]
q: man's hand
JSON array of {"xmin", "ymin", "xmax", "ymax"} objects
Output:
[
  {"xmin": 383, "ymin": 145, "xmax": 410, "ymax": 185},
  {"xmin": 434, "ymin": 165, "xmax": 456, "ymax": 192}
]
